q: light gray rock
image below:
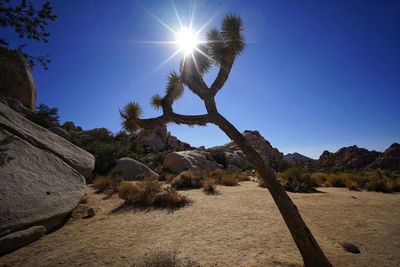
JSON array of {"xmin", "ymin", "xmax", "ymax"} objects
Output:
[
  {"xmin": 0, "ymin": 49, "xmax": 36, "ymax": 111},
  {"xmin": 0, "ymin": 226, "xmax": 46, "ymax": 255},
  {"xmin": 0, "ymin": 129, "xmax": 86, "ymax": 238},
  {"xmin": 0, "ymin": 102, "xmax": 94, "ymax": 178},
  {"xmin": 112, "ymin": 157, "xmax": 159, "ymax": 180},
  {"xmin": 163, "ymin": 150, "xmax": 219, "ymax": 174}
]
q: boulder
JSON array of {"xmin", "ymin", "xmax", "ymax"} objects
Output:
[
  {"xmin": 0, "ymin": 102, "xmax": 94, "ymax": 254},
  {"xmin": 135, "ymin": 126, "xmax": 191, "ymax": 153},
  {"xmin": 0, "ymin": 129, "xmax": 86, "ymax": 238},
  {"xmin": 0, "ymin": 49, "xmax": 36, "ymax": 111},
  {"xmin": 163, "ymin": 150, "xmax": 219, "ymax": 174},
  {"xmin": 0, "ymin": 102, "xmax": 94, "ymax": 178},
  {"xmin": 0, "ymin": 226, "xmax": 46, "ymax": 255},
  {"xmin": 112, "ymin": 157, "xmax": 159, "ymax": 180}
]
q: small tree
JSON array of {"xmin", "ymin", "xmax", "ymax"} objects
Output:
[
  {"xmin": 121, "ymin": 14, "xmax": 332, "ymax": 266},
  {"xmin": 0, "ymin": 0, "xmax": 57, "ymax": 68}
]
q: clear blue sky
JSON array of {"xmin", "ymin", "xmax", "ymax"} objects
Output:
[{"xmin": 3, "ymin": 0, "xmax": 400, "ymax": 158}]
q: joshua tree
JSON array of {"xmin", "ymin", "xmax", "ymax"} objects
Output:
[{"xmin": 121, "ymin": 14, "xmax": 332, "ymax": 267}]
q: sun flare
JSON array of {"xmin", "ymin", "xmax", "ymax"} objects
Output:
[{"xmin": 176, "ymin": 27, "xmax": 198, "ymax": 54}]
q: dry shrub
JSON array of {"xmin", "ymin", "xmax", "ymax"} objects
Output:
[
  {"xmin": 219, "ymin": 173, "xmax": 239, "ymax": 186},
  {"xmin": 171, "ymin": 171, "xmax": 204, "ymax": 189},
  {"xmin": 325, "ymin": 173, "xmax": 347, "ymax": 188},
  {"xmin": 310, "ymin": 172, "xmax": 329, "ymax": 186},
  {"xmin": 208, "ymin": 168, "xmax": 225, "ymax": 181},
  {"xmin": 153, "ymin": 188, "xmax": 188, "ymax": 209},
  {"xmin": 132, "ymin": 250, "xmax": 199, "ymax": 267},
  {"xmin": 345, "ymin": 179, "xmax": 360, "ymax": 191},
  {"xmin": 208, "ymin": 169, "xmax": 239, "ymax": 186},
  {"xmin": 118, "ymin": 181, "xmax": 188, "ymax": 209},
  {"xmin": 203, "ymin": 178, "xmax": 217, "ymax": 194},
  {"xmin": 365, "ymin": 178, "xmax": 393, "ymax": 193},
  {"xmin": 94, "ymin": 175, "xmax": 123, "ymax": 193}
]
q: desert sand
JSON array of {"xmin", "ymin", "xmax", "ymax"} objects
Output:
[{"xmin": 1, "ymin": 181, "xmax": 399, "ymax": 266}]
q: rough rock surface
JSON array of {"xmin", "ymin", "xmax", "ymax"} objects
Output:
[
  {"xmin": 0, "ymin": 226, "xmax": 46, "ymax": 255},
  {"xmin": 0, "ymin": 102, "xmax": 94, "ymax": 254},
  {"xmin": 0, "ymin": 49, "xmax": 36, "ymax": 111},
  {"xmin": 163, "ymin": 150, "xmax": 219, "ymax": 173},
  {"xmin": 135, "ymin": 126, "xmax": 191, "ymax": 153},
  {"xmin": 111, "ymin": 157, "xmax": 159, "ymax": 180},
  {"xmin": 0, "ymin": 129, "xmax": 86, "ymax": 238},
  {"xmin": 0, "ymin": 102, "xmax": 94, "ymax": 178}
]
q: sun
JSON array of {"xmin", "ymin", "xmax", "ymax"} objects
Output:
[{"xmin": 176, "ymin": 27, "xmax": 198, "ymax": 54}]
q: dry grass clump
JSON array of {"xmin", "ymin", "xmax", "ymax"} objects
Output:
[
  {"xmin": 208, "ymin": 169, "xmax": 240, "ymax": 186},
  {"xmin": 118, "ymin": 181, "xmax": 188, "ymax": 209},
  {"xmin": 202, "ymin": 178, "xmax": 218, "ymax": 194},
  {"xmin": 132, "ymin": 250, "xmax": 199, "ymax": 267},
  {"xmin": 171, "ymin": 171, "xmax": 204, "ymax": 189}
]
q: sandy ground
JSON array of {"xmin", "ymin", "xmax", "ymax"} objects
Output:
[{"xmin": 1, "ymin": 181, "xmax": 399, "ymax": 267}]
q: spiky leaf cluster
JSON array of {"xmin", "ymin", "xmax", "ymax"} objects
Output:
[
  {"xmin": 165, "ymin": 71, "xmax": 183, "ymax": 102},
  {"xmin": 206, "ymin": 27, "xmax": 225, "ymax": 65},
  {"xmin": 119, "ymin": 101, "xmax": 142, "ymax": 132},
  {"xmin": 150, "ymin": 94, "xmax": 163, "ymax": 110},
  {"xmin": 221, "ymin": 14, "xmax": 245, "ymax": 57},
  {"xmin": 181, "ymin": 45, "xmax": 212, "ymax": 79}
]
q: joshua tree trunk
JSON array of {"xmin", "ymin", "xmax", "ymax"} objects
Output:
[{"xmin": 209, "ymin": 106, "xmax": 332, "ymax": 267}]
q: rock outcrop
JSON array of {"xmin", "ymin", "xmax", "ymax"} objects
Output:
[
  {"xmin": 0, "ymin": 102, "xmax": 95, "ymax": 255},
  {"xmin": 0, "ymin": 49, "xmax": 36, "ymax": 111},
  {"xmin": 112, "ymin": 157, "xmax": 159, "ymax": 180},
  {"xmin": 163, "ymin": 150, "xmax": 219, "ymax": 173},
  {"xmin": 208, "ymin": 130, "xmax": 283, "ymax": 169},
  {"xmin": 369, "ymin": 143, "xmax": 400, "ymax": 170},
  {"xmin": 317, "ymin": 145, "xmax": 381, "ymax": 170},
  {"xmin": 135, "ymin": 126, "xmax": 191, "ymax": 153}
]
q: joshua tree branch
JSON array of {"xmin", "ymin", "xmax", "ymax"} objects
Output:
[
  {"xmin": 136, "ymin": 113, "xmax": 211, "ymax": 129},
  {"xmin": 210, "ymin": 56, "xmax": 234, "ymax": 96}
]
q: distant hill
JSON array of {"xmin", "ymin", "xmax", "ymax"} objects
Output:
[{"xmin": 283, "ymin": 153, "xmax": 313, "ymax": 164}]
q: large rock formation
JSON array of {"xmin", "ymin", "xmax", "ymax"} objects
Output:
[
  {"xmin": 135, "ymin": 126, "xmax": 191, "ymax": 153},
  {"xmin": 0, "ymin": 49, "xmax": 36, "ymax": 111},
  {"xmin": 317, "ymin": 145, "xmax": 381, "ymax": 170},
  {"xmin": 208, "ymin": 130, "xmax": 283, "ymax": 169},
  {"xmin": 112, "ymin": 157, "xmax": 159, "ymax": 180},
  {"xmin": 163, "ymin": 150, "xmax": 219, "ymax": 173},
  {"xmin": 0, "ymin": 102, "xmax": 95, "ymax": 255}
]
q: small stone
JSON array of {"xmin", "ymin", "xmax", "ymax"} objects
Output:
[{"xmin": 339, "ymin": 241, "xmax": 360, "ymax": 254}]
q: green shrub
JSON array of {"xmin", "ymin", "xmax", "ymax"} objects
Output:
[{"xmin": 132, "ymin": 250, "xmax": 199, "ymax": 267}]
